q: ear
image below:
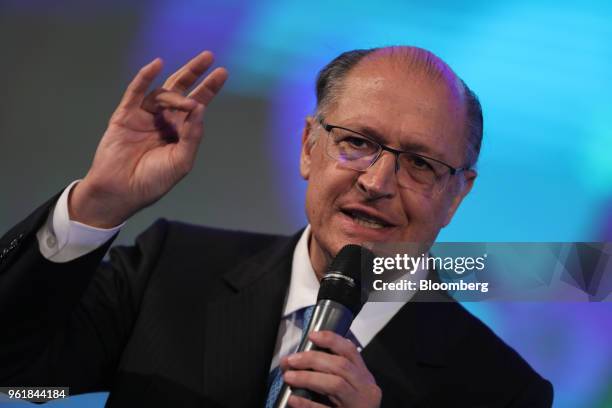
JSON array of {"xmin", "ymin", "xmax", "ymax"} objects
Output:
[
  {"xmin": 442, "ymin": 170, "xmax": 477, "ymax": 227},
  {"xmin": 300, "ymin": 116, "xmax": 316, "ymax": 180}
]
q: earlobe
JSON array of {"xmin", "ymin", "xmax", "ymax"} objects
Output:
[
  {"xmin": 300, "ymin": 117, "xmax": 315, "ymax": 180},
  {"xmin": 300, "ymin": 152, "xmax": 310, "ymax": 180}
]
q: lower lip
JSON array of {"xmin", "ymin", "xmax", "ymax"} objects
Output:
[{"xmin": 337, "ymin": 211, "xmax": 395, "ymax": 240}]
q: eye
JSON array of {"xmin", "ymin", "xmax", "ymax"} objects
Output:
[
  {"xmin": 408, "ymin": 155, "xmax": 434, "ymax": 171},
  {"xmin": 336, "ymin": 133, "xmax": 375, "ymax": 152},
  {"xmin": 345, "ymin": 136, "xmax": 368, "ymax": 148}
]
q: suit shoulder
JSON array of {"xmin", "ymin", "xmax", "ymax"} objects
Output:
[
  {"xmin": 406, "ymin": 300, "xmax": 553, "ymax": 406},
  {"xmin": 157, "ymin": 219, "xmax": 291, "ymax": 266},
  {"xmin": 445, "ymin": 302, "xmax": 551, "ymax": 395},
  {"xmin": 164, "ymin": 220, "xmax": 287, "ymax": 247},
  {"xmin": 442, "ymin": 302, "xmax": 531, "ymax": 367}
]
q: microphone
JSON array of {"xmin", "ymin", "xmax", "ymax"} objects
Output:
[{"xmin": 273, "ymin": 244, "xmax": 374, "ymax": 408}]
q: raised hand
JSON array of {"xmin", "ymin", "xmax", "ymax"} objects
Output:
[{"xmin": 69, "ymin": 51, "xmax": 228, "ymax": 228}]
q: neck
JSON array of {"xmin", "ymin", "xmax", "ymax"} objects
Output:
[{"xmin": 307, "ymin": 232, "xmax": 331, "ymax": 282}]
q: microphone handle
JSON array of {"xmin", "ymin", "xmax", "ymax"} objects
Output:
[{"xmin": 273, "ymin": 300, "xmax": 354, "ymax": 408}]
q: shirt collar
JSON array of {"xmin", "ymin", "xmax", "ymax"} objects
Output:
[{"xmin": 283, "ymin": 225, "xmax": 320, "ymax": 318}]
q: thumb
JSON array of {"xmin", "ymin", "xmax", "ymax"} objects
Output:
[{"xmin": 174, "ymin": 103, "xmax": 206, "ymax": 173}]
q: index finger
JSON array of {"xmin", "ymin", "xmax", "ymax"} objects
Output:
[{"xmin": 118, "ymin": 58, "xmax": 164, "ymax": 110}]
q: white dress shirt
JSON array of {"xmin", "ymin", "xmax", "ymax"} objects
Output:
[
  {"xmin": 36, "ymin": 182, "xmax": 414, "ymax": 372},
  {"xmin": 36, "ymin": 180, "xmax": 123, "ymax": 262}
]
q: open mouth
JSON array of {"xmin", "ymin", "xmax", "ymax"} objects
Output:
[{"xmin": 341, "ymin": 209, "xmax": 393, "ymax": 229}]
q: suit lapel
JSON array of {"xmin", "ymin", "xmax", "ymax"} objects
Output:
[
  {"xmin": 201, "ymin": 232, "xmax": 301, "ymax": 407},
  {"xmin": 199, "ymin": 233, "xmax": 458, "ymax": 406}
]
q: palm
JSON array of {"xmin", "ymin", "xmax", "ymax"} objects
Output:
[{"xmin": 96, "ymin": 120, "xmax": 185, "ymax": 203}]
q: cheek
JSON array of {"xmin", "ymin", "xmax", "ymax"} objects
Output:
[
  {"xmin": 304, "ymin": 155, "xmax": 338, "ymax": 224},
  {"xmin": 305, "ymin": 158, "xmax": 355, "ymax": 226},
  {"xmin": 398, "ymin": 192, "xmax": 449, "ymax": 239},
  {"xmin": 304, "ymin": 182, "xmax": 322, "ymax": 226}
]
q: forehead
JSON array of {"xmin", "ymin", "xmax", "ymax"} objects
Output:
[{"xmin": 328, "ymin": 58, "xmax": 468, "ymax": 164}]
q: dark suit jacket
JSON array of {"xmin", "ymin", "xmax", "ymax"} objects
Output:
[{"xmin": 0, "ymin": 196, "xmax": 553, "ymax": 407}]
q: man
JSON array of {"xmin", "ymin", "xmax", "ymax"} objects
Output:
[{"xmin": 0, "ymin": 47, "xmax": 552, "ymax": 407}]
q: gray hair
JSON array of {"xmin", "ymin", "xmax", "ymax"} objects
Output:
[{"xmin": 312, "ymin": 46, "xmax": 483, "ymax": 168}]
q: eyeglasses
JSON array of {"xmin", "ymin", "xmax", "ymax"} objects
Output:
[{"xmin": 318, "ymin": 116, "xmax": 469, "ymax": 195}]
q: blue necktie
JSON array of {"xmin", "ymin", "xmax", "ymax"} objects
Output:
[{"xmin": 265, "ymin": 305, "xmax": 315, "ymax": 408}]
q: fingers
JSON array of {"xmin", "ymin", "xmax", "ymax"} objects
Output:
[
  {"xmin": 163, "ymin": 50, "xmax": 215, "ymax": 93},
  {"xmin": 161, "ymin": 50, "xmax": 228, "ymax": 106},
  {"xmin": 118, "ymin": 58, "xmax": 164, "ymax": 110},
  {"xmin": 188, "ymin": 66, "xmax": 229, "ymax": 105},
  {"xmin": 117, "ymin": 51, "xmax": 227, "ymax": 110},
  {"xmin": 155, "ymin": 91, "xmax": 198, "ymax": 111},
  {"xmin": 143, "ymin": 65, "xmax": 227, "ymax": 114},
  {"xmin": 281, "ymin": 332, "xmax": 381, "ymax": 407},
  {"xmin": 283, "ymin": 366, "xmax": 381, "ymax": 408},
  {"xmin": 124, "ymin": 51, "xmax": 227, "ymax": 118},
  {"xmin": 309, "ymin": 331, "xmax": 364, "ymax": 367},
  {"xmin": 182, "ymin": 103, "xmax": 206, "ymax": 143},
  {"xmin": 288, "ymin": 395, "xmax": 330, "ymax": 408},
  {"xmin": 141, "ymin": 89, "xmax": 198, "ymax": 113},
  {"xmin": 281, "ymin": 351, "xmax": 361, "ymax": 388},
  {"xmin": 172, "ymin": 103, "xmax": 206, "ymax": 172},
  {"xmin": 284, "ymin": 370, "xmax": 351, "ymax": 403}
]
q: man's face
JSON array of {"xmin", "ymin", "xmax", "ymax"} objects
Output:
[{"xmin": 300, "ymin": 58, "xmax": 476, "ymax": 274}]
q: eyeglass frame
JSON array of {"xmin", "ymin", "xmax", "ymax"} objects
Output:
[{"xmin": 317, "ymin": 116, "xmax": 471, "ymax": 184}]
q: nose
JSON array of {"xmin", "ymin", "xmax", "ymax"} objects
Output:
[{"xmin": 356, "ymin": 150, "xmax": 398, "ymax": 200}]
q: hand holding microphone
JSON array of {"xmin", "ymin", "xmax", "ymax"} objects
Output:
[{"xmin": 275, "ymin": 245, "xmax": 382, "ymax": 408}]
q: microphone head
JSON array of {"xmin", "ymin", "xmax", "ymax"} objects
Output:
[{"xmin": 317, "ymin": 244, "xmax": 375, "ymax": 316}]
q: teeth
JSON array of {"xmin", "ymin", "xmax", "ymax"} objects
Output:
[
  {"xmin": 354, "ymin": 217, "xmax": 386, "ymax": 229},
  {"xmin": 349, "ymin": 212, "xmax": 387, "ymax": 229}
]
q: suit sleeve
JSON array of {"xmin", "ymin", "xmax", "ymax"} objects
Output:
[
  {"xmin": 509, "ymin": 376, "xmax": 554, "ymax": 408},
  {"xmin": 0, "ymin": 195, "xmax": 169, "ymax": 395}
]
